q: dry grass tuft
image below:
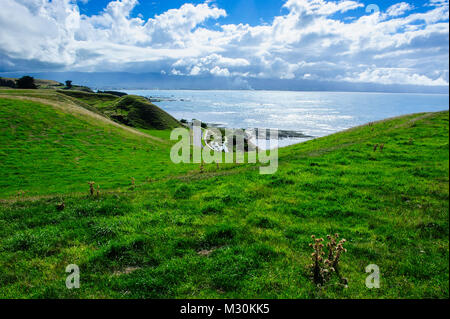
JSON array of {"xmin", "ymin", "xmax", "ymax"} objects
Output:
[
  {"xmin": 88, "ymin": 181, "xmax": 95, "ymax": 196},
  {"xmin": 56, "ymin": 201, "xmax": 65, "ymax": 211}
]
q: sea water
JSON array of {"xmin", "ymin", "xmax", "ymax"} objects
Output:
[{"xmin": 124, "ymin": 90, "xmax": 449, "ymax": 147}]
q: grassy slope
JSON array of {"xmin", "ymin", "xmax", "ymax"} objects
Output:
[
  {"xmin": 0, "ymin": 91, "xmax": 448, "ymax": 299},
  {"xmin": 0, "ymin": 77, "xmax": 93, "ymax": 91},
  {"xmin": 58, "ymin": 90, "xmax": 180, "ymax": 130},
  {"xmin": 109, "ymin": 95, "xmax": 180, "ymax": 130},
  {"xmin": 57, "ymin": 90, "xmax": 119, "ymax": 109},
  {"xmin": 0, "ymin": 91, "xmax": 192, "ymax": 197},
  {"xmin": 0, "ymin": 78, "xmax": 62, "ymax": 88}
]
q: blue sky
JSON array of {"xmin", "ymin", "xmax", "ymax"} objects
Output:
[
  {"xmin": 78, "ymin": 0, "xmax": 293, "ymax": 25},
  {"xmin": 77, "ymin": 0, "xmax": 434, "ymax": 25},
  {"xmin": 0, "ymin": 0, "xmax": 448, "ymax": 89}
]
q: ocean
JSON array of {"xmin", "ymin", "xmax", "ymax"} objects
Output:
[{"xmin": 124, "ymin": 90, "xmax": 449, "ymax": 147}]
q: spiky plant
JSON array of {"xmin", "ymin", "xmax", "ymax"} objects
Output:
[
  {"xmin": 309, "ymin": 234, "xmax": 348, "ymax": 287},
  {"xmin": 88, "ymin": 181, "xmax": 95, "ymax": 196},
  {"xmin": 309, "ymin": 236, "xmax": 327, "ymax": 286}
]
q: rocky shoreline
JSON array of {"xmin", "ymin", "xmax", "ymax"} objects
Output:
[{"xmin": 206, "ymin": 123, "xmax": 314, "ymax": 140}]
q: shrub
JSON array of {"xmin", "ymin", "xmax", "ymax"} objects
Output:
[
  {"xmin": 16, "ymin": 76, "xmax": 37, "ymax": 89},
  {"xmin": 0, "ymin": 77, "xmax": 15, "ymax": 88}
]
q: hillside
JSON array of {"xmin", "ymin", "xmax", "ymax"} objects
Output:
[
  {"xmin": 0, "ymin": 90, "xmax": 448, "ymax": 299},
  {"xmin": 0, "ymin": 89, "xmax": 188, "ymax": 197},
  {"xmin": 0, "ymin": 77, "xmax": 95, "ymax": 92},
  {"xmin": 58, "ymin": 90, "xmax": 180, "ymax": 130},
  {"xmin": 0, "ymin": 77, "xmax": 61, "ymax": 88}
]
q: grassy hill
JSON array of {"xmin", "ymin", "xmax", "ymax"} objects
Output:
[
  {"xmin": 57, "ymin": 90, "xmax": 119, "ymax": 109},
  {"xmin": 0, "ymin": 88, "xmax": 448, "ymax": 299},
  {"xmin": 58, "ymin": 90, "xmax": 180, "ymax": 130},
  {"xmin": 0, "ymin": 77, "xmax": 94, "ymax": 92},
  {"xmin": 0, "ymin": 77, "xmax": 62, "ymax": 88},
  {"xmin": 0, "ymin": 89, "xmax": 188, "ymax": 197}
]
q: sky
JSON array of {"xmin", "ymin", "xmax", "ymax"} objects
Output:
[{"xmin": 0, "ymin": 0, "xmax": 448, "ymax": 90}]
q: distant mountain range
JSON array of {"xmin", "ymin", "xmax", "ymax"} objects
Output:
[{"xmin": 1, "ymin": 72, "xmax": 448, "ymax": 94}]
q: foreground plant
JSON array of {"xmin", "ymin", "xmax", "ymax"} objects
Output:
[
  {"xmin": 56, "ymin": 200, "xmax": 65, "ymax": 211},
  {"xmin": 309, "ymin": 234, "xmax": 348, "ymax": 287},
  {"xmin": 88, "ymin": 181, "xmax": 95, "ymax": 196}
]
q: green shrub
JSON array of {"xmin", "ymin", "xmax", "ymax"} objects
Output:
[{"xmin": 16, "ymin": 76, "xmax": 37, "ymax": 89}]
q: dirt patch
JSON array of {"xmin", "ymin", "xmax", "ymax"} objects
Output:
[
  {"xmin": 113, "ymin": 266, "xmax": 141, "ymax": 276},
  {"xmin": 197, "ymin": 247, "xmax": 222, "ymax": 257}
]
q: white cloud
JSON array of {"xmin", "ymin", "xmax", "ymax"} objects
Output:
[
  {"xmin": 387, "ymin": 2, "xmax": 414, "ymax": 17},
  {"xmin": 284, "ymin": 0, "xmax": 363, "ymax": 15},
  {"xmin": 171, "ymin": 54, "xmax": 249, "ymax": 76},
  {"xmin": 0, "ymin": 0, "xmax": 448, "ymax": 86},
  {"xmin": 210, "ymin": 66, "xmax": 230, "ymax": 77},
  {"xmin": 428, "ymin": 0, "xmax": 449, "ymax": 7},
  {"xmin": 344, "ymin": 67, "xmax": 448, "ymax": 86}
]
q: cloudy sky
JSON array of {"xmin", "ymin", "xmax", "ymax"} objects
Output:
[{"xmin": 0, "ymin": 0, "xmax": 448, "ymax": 88}]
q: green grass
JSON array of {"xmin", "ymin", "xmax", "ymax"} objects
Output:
[
  {"xmin": 57, "ymin": 90, "xmax": 119, "ymax": 109},
  {"xmin": 0, "ymin": 90, "xmax": 448, "ymax": 299},
  {"xmin": 107, "ymin": 95, "xmax": 181, "ymax": 130},
  {"xmin": 57, "ymin": 90, "xmax": 181, "ymax": 130},
  {"xmin": 0, "ymin": 77, "xmax": 62, "ymax": 88},
  {"xmin": 0, "ymin": 97, "xmax": 193, "ymax": 197}
]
